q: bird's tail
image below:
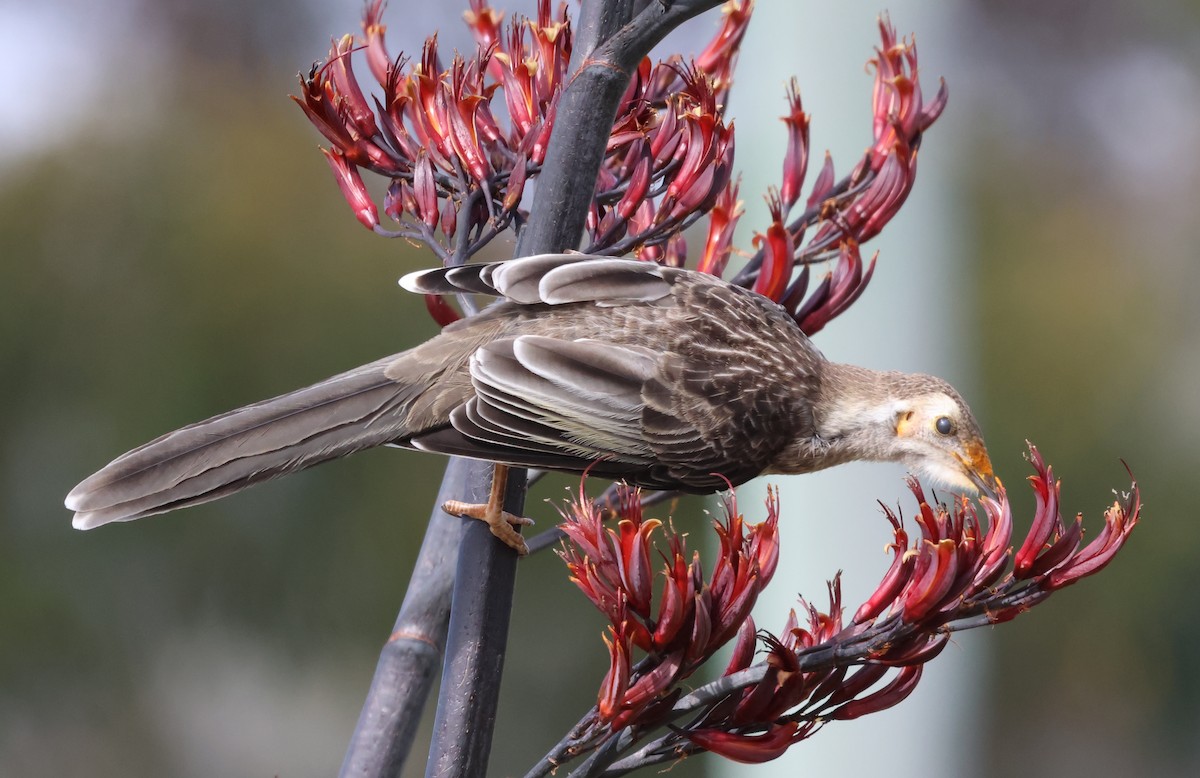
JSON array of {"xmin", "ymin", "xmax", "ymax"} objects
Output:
[{"xmin": 66, "ymin": 353, "xmax": 426, "ymax": 529}]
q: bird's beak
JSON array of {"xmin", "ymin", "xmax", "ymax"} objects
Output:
[{"xmin": 958, "ymin": 442, "xmax": 998, "ymax": 499}]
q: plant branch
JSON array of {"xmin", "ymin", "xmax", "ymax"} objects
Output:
[
  {"xmin": 425, "ymin": 466, "xmax": 529, "ymax": 778},
  {"xmin": 337, "ymin": 457, "xmax": 472, "ymax": 777}
]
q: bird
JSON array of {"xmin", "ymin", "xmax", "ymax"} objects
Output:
[{"xmin": 65, "ymin": 253, "xmax": 995, "ymax": 552}]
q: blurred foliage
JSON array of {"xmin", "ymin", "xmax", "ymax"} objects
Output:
[
  {"xmin": 971, "ymin": 138, "xmax": 1200, "ymax": 774},
  {"xmin": 961, "ymin": 2, "xmax": 1200, "ymax": 774}
]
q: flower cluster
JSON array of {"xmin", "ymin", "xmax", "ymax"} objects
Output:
[
  {"xmin": 535, "ymin": 445, "xmax": 1140, "ymax": 773},
  {"xmin": 294, "ymin": 0, "xmax": 740, "ymax": 260},
  {"xmin": 294, "ymin": 0, "xmax": 571, "ymax": 244},
  {"xmin": 725, "ymin": 17, "xmax": 948, "ymax": 337},
  {"xmin": 295, "ymin": 0, "xmax": 945, "ymax": 338},
  {"xmin": 557, "ymin": 483, "xmax": 779, "ymax": 731}
]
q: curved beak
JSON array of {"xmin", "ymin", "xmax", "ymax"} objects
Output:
[{"xmin": 958, "ymin": 441, "xmax": 998, "ymax": 499}]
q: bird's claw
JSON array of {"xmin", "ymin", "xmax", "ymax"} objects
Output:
[{"xmin": 442, "ymin": 498, "xmax": 532, "ymax": 555}]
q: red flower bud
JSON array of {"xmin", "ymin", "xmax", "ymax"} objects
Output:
[
  {"xmin": 422, "ymin": 294, "xmax": 460, "ymax": 327},
  {"xmin": 779, "ymin": 79, "xmax": 810, "ymax": 213},
  {"xmin": 598, "ymin": 625, "xmax": 631, "ymax": 722},
  {"xmin": 322, "ymin": 149, "xmax": 378, "ymax": 230},
  {"xmin": 752, "ymin": 194, "xmax": 795, "ymax": 302},
  {"xmin": 685, "ymin": 721, "xmax": 808, "ymax": 764},
  {"xmin": 830, "ymin": 665, "xmax": 922, "ymax": 720}
]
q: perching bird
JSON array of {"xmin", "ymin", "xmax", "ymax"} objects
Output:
[{"xmin": 66, "ymin": 254, "xmax": 995, "ymax": 550}]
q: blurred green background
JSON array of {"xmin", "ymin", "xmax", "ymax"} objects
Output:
[{"xmin": 2, "ymin": 0, "xmax": 1197, "ymax": 775}]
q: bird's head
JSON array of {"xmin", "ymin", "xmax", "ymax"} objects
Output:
[
  {"xmin": 812, "ymin": 366, "xmax": 996, "ymax": 498},
  {"xmin": 886, "ymin": 382, "xmax": 997, "ymax": 497}
]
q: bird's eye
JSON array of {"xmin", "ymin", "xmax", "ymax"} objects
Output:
[{"xmin": 935, "ymin": 416, "xmax": 955, "ymax": 436}]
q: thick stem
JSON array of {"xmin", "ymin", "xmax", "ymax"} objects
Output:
[
  {"xmin": 338, "ymin": 457, "xmax": 472, "ymax": 777},
  {"xmin": 425, "ymin": 465, "xmax": 528, "ymax": 778}
]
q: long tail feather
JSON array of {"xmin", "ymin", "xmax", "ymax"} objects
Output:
[{"xmin": 66, "ymin": 353, "xmax": 424, "ymax": 529}]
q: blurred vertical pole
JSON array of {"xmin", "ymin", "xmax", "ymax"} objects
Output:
[{"xmin": 720, "ymin": 2, "xmax": 979, "ymax": 777}]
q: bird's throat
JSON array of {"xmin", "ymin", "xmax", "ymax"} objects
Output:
[{"xmin": 769, "ymin": 363, "xmax": 909, "ymax": 475}]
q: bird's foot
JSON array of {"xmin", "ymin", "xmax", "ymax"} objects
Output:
[
  {"xmin": 442, "ymin": 464, "xmax": 532, "ymax": 555},
  {"xmin": 442, "ymin": 499, "xmax": 533, "ymax": 555}
]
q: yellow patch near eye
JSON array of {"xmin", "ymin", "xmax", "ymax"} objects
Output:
[{"xmin": 895, "ymin": 410, "xmax": 915, "ymax": 437}]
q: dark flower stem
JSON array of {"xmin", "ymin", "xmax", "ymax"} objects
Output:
[
  {"xmin": 425, "ymin": 466, "xmax": 528, "ymax": 778},
  {"xmin": 337, "ymin": 456, "xmax": 471, "ymax": 777}
]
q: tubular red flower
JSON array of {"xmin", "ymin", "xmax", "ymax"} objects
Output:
[
  {"xmin": 439, "ymin": 197, "xmax": 458, "ymax": 240},
  {"xmin": 850, "ymin": 147, "xmax": 915, "ymax": 243},
  {"xmin": 616, "ymin": 516, "xmax": 660, "ymax": 618},
  {"xmin": 685, "ymin": 721, "xmax": 808, "ymax": 764},
  {"xmin": 853, "ymin": 511, "xmax": 913, "ymax": 623},
  {"xmin": 615, "ymin": 152, "xmax": 652, "ymax": 221},
  {"xmin": 411, "ymin": 154, "xmax": 439, "ymax": 230},
  {"xmin": 823, "ymin": 663, "xmax": 889, "ymax": 707},
  {"xmin": 750, "ymin": 486, "xmax": 781, "ymax": 583},
  {"xmin": 697, "ymin": 181, "xmax": 742, "ymax": 277},
  {"xmin": 867, "ymin": 17, "xmax": 924, "ymax": 174},
  {"xmin": 723, "ymin": 617, "xmax": 758, "ymax": 676},
  {"xmin": 1014, "ymin": 446, "xmax": 1061, "ymax": 577},
  {"xmin": 652, "ymin": 560, "xmax": 690, "ymax": 648},
  {"xmin": 1022, "ymin": 513, "xmax": 1082, "ymax": 579},
  {"xmin": 876, "ymin": 632, "xmax": 949, "ymax": 666},
  {"xmin": 623, "ymin": 648, "xmax": 685, "ymax": 711},
  {"xmin": 530, "ymin": 109, "xmax": 556, "ymax": 166},
  {"xmin": 901, "ymin": 538, "xmax": 958, "ymax": 622},
  {"xmin": 791, "ymin": 242, "xmax": 876, "ymax": 335},
  {"xmin": 829, "ymin": 665, "xmax": 923, "ymax": 720},
  {"xmin": 975, "ymin": 494, "xmax": 1014, "ymax": 588},
  {"xmin": 499, "ymin": 52, "xmax": 537, "ymax": 139},
  {"xmin": 663, "ymin": 235, "xmax": 689, "ymax": 268},
  {"xmin": 598, "ymin": 624, "xmax": 631, "ymax": 722},
  {"xmin": 779, "ymin": 78, "xmax": 810, "ymax": 213},
  {"xmin": 446, "ymin": 86, "xmax": 493, "ymax": 182},
  {"xmin": 423, "ymin": 294, "xmax": 460, "ymax": 327},
  {"xmin": 805, "ymin": 152, "xmax": 836, "ymax": 211},
  {"xmin": 362, "ymin": 0, "xmax": 392, "ymax": 88},
  {"xmin": 321, "ymin": 149, "xmax": 379, "ymax": 230},
  {"xmin": 1046, "ymin": 485, "xmax": 1140, "ymax": 590},
  {"xmin": 752, "ymin": 195, "xmax": 794, "ymax": 302},
  {"xmin": 463, "ymin": 0, "xmax": 504, "ymax": 53},
  {"xmin": 695, "ymin": 0, "xmax": 754, "ymax": 95},
  {"xmin": 328, "ymin": 35, "xmax": 380, "ymax": 140},
  {"xmin": 684, "ymin": 588, "xmax": 714, "ymax": 666},
  {"xmin": 502, "ymin": 153, "xmax": 527, "ymax": 212}
]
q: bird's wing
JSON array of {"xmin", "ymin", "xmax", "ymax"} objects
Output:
[
  {"xmin": 408, "ymin": 335, "xmax": 663, "ymax": 477},
  {"xmin": 400, "ymin": 262, "xmax": 816, "ymax": 490},
  {"xmin": 399, "ymin": 254, "xmax": 674, "ymax": 306},
  {"xmin": 406, "ymin": 330, "xmax": 792, "ymax": 492}
]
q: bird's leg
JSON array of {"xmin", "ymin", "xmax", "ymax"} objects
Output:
[{"xmin": 442, "ymin": 463, "xmax": 533, "ymax": 555}]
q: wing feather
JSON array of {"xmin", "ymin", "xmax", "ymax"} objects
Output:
[
  {"xmin": 398, "ymin": 254, "xmax": 673, "ymax": 307},
  {"xmin": 535, "ymin": 259, "xmax": 670, "ymax": 305},
  {"xmin": 411, "ymin": 335, "xmax": 661, "ymax": 469}
]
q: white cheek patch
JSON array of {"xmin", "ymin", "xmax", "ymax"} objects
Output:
[{"xmin": 892, "ymin": 393, "xmax": 959, "ymax": 438}]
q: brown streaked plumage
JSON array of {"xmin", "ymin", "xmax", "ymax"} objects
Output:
[{"xmin": 65, "ymin": 254, "xmax": 994, "ymax": 530}]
